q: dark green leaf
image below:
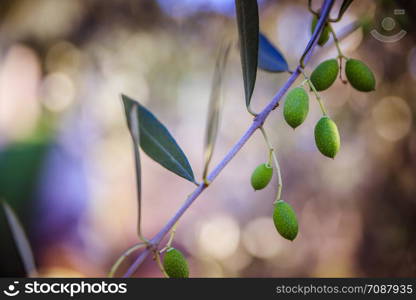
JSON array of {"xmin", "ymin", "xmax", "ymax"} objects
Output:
[
  {"xmin": 2, "ymin": 201, "xmax": 37, "ymax": 277},
  {"xmin": 122, "ymin": 95, "xmax": 195, "ymax": 183},
  {"xmin": 258, "ymin": 32, "xmax": 289, "ymax": 73},
  {"xmin": 235, "ymin": 0, "xmax": 259, "ymax": 107},
  {"xmin": 203, "ymin": 41, "xmax": 231, "ymax": 181},
  {"xmin": 122, "ymin": 99, "xmax": 143, "ymax": 237}
]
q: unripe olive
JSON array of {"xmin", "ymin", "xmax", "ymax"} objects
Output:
[
  {"xmin": 283, "ymin": 87, "xmax": 309, "ymax": 129},
  {"xmin": 273, "ymin": 200, "xmax": 298, "ymax": 241},
  {"xmin": 163, "ymin": 248, "xmax": 189, "ymax": 278},
  {"xmin": 310, "ymin": 59, "xmax": 339, "ymax": 91},
  {"xmin": 314, "ymin": 116, "xmax": 340, "ymax": 158},
  {"xmin": 250, "ymin": 163, "xmax": 273, "ymax": 191},
  {"xmin": 345, "ymin": 59, "xmax": 376, "ymax": 92},
  {"xmin": 311, "ymin": 15, "xmax": 330, "ymax": 46}
]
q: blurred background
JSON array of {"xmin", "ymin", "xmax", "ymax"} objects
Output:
[{"xmin": 0, "ymin": 0, "xmax": 415, "ymax": 277}]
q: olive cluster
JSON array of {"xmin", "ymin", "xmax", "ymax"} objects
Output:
[
  {"xmin": 251, "ymin": 164, "xmax": 299, "ymax": 241},
  {"xmin": 285, "ymin": 56, "xmax": 375, "ymax": 159},
  {"xmin": 249, "ymin": 16, "xmax": 376, "ymax": 244}
]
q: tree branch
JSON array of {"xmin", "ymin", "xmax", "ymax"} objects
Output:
[{"xmin": 122, "ymin": 0, "xmax": 335, "ymax": 278}]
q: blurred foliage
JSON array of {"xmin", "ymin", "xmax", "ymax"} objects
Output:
[
  {"xmin": 0, "ymin": 138, "xmax": 51, "ymax": 276},
  {"xmin": 0, "ymin": 141, "xmax": 50, "ymax": 209}
]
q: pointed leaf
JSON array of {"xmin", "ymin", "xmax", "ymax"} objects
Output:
[
  {"xmin": 235, "ymin": 0, "xmax": 259, "ymax": 107},
  {"xmin": 122, "ymin": 95, "xmax": 195, "ymax": 183},
  {"xmin": 258, "ymin": 32, "xmax": 289, "ymax": 73},
  {"xmin": 203, "ymin": 41, "xmax": 231, "ymax": 181},
  {"xmin": 2, "ymin": 201, "xmax": 37, "ymax": 277},
  {"xmin": 122, "ymin": 99, "xmax": 143, "ymax": 237}
]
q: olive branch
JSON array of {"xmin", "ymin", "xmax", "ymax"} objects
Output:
[
  {"xmin": 117, "ymin": 0, "xmax": 338, "ymax": 278},
  {"xmin": 119, "ymin": 0, "xmax": 376, "ymax": 277},
  {"xmin": 0, "ymin": 0, "xmax": 367, "ymax": 278}
]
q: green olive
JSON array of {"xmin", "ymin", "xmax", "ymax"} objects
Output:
[
  {"xmin": 345, "ymin": 59, "xmax": 376, "ymax": 92},
  {"xmin": 283, "ymin": 87, "xmax": 309, "ymax": 129},
  {"xmin": 310, "ymin": 59, "xmax": 339, "ymax": 91},
  {"xmin": 250, "ymin": 163, "xmax": 273, "ymax": 191},
  {"xmin": 273, "ymin": 200, "xmax": 299, "ymax": 241},
  {"xmin": 163, "ymin": 248, "xmax": 189, "ymax": 278},
  {"xmin": 314, "ymin": 116, "xmax": 340, "ymax": 158}
]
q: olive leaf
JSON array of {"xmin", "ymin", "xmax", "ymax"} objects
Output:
[
  {"xmin": 122, "ymin": 99, "xmax": 143, "ymax": 237},
  {"xmin": 258, "ymin": 32, "xmax": 289, "ymax": 73},
  {"xmin": 2, "ymin": 201, "xmax": 37, "ymax": 277},
  {"xmin": 122, "ymin": 95, "xmax": 195, "ymax": 183},
  {"xmin": 235, "ymin": 0, "xmax": 259, "ymax": 107},
  {"xmin": 203, "ymin": 41, "xmax": 231, "ymax": 181}
]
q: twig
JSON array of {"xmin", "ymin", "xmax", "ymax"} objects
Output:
[
  {"xmin": 259, "ymin": 126, "xmax": 283, "ymax": 201},
  {"xmin": 122, "ymin": 0, "xmax": 336, "ymax": 278},
  {"xmin": 301, "ymin": 70, "xmax": 328, "ymax": 116},
  {"xmin": 108, "ymin": 242, "xmax": 145, "ymax": 277},
  {"xmin": 160, "ymin": 222, "xmax": 178, "ymax": 253},
  {"xmin": 154, "ymin": 251, "xmax": 168, "ymax": 278},
  {"xmin": 308, "ymin": 0, "xmax": 320, "ymax": 16},
  {"xmin": 328, "ymin": 24, "xmax": 346, "ymax": 59}
]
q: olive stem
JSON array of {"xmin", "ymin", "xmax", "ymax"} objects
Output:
[
  {"xmin": 247, "ymin": 105, "xmax": 258, "ymax": 117},
  {"xmin": 301, "ymin": 70, "xmax": 328, "ymax": 116},
  {"xmin": 328, "ymin": 24, "xmax": 346, "ymax": 60},
  {"xmin": 308, "ymin": 0, "xmax": 320, "ymax": 16},
  {"xmin": 108, "ymin": 242, "xmax": 146, "ymax": 277},
  {"xmin": 155, "ymin": 250, "xmax": 168, "ymax": 278},
  {"xmin": 300, "ymin": 79, "xmax": 308, "ymax": 87},
  {"xmin": 267, "ymin": 150, "xmax": 273, "ymax": 167},
  {"xmin": 337, "ymin": 56, "xmax": 348, "ymax": 84},
  {"xmin": 328, "ymin": 24, "xmax": 349, "ymax": 84},
  {"xmin": 260, "ymin": 127, "xmax": 283, "ymax": 201},
  {"xmin": 121, "ymin": 0, "xmax": 336, "ymax": 278},
  {"xmin": 159, "ymin": 222, "xmax": 178, "ymax": 254}
]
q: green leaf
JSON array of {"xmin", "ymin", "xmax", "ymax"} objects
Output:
[
  {"xmin": 203, "ymin": 41, "xmax": 231, "ymax": 181},
  {"xmin": 235, "ymin": 0, "xmax": 259, "ymax": 107},
  {"xmin": 122, "ymin": 99, "xmax": 143, "ymax": 238},
  {"xmin": 258, "ymin": 32, "xmax": 289, "ymax": 73},
  {"xmin": 122, "ymin": 95, "xmax": 195, "ymax": 183},
  {"xmin": 2, "ymin": 201, "xmax": 37, "ymax": 277}
]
